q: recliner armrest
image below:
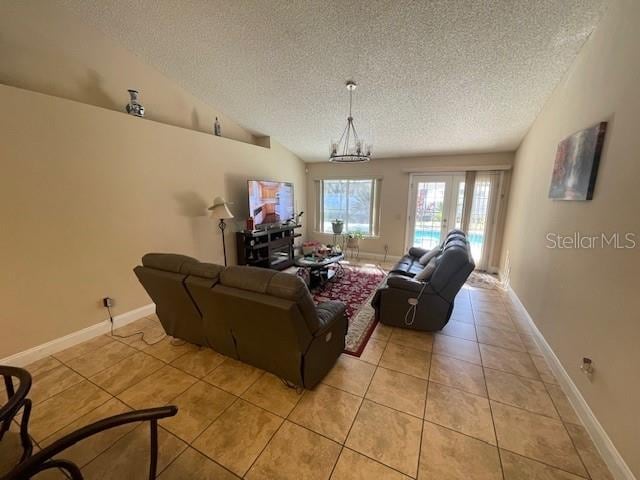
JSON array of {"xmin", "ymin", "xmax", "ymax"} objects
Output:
[
  {"xmin": 408, "ymin": 247, "xmax": 429, "ymax": 259},
  {"xmin": 315, "ymin": 301, "xmax": 346, "ymax": 336},
  {"xmin": 387, "ymin": 275, "xmax": 430, "ymax": 294}
]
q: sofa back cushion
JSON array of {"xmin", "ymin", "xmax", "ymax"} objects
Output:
[
  {"xmin": 136, "ymin": 253, "xmax": 228, "ymax": 347},
  {"xmin": 418, "ymin": 248, "xmax": 441, "ymax": 266},
  {"xmin": 220, "ymin": 266, "xmax": 321, "ymax": 334},
  {"xmin": 141, "ymin": 253, "xmax": 198, "ymax": 273},
  {"xmin": 181, "ymin": 262, "xmax": 225, "ymax": 280},
  {"xmin": 430, "ymin": 239, "xmax": 475, "ymax": 300},
  {"xmin": 134, "ymin": 264, "xmax": 205, "ymax": 345},
  {"xmin": 415, "ymin": 257, "xmax": 438, "ymax": 281},
  {"xmin": 184, "ymin": 264, "xmax": 235, "ymax": 357}
]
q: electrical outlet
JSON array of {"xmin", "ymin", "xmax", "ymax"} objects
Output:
[
  {"xmin": 103, "ymin": 297, "xmax": 114, "ymax": 308},
  {"xmin": 580, "ymin": 357, "xmax": 594, "ymax": 377}
]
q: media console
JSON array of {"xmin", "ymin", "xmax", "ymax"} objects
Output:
[{"xmin": 236, "ymin": 224, "xmax": 302, "ymax": 270}]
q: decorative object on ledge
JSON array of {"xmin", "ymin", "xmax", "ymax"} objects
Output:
[
  {"xmin": 214, "ymin": 116, "xmax": 221, "ymax": 136},
  {"xmin": 331, "ymin": 219, "xmax": 344, "ymax": 234},
  {"xmin": 330, "ymin": 81, "xmax": 372, "ymax": 163},
  {"xmin": 125, "ymin": 89, "xmax": 145, "ymax": 117},
  {"xmin": 209, "ymin": 196, "xmax": 234, "ymax": 266},
  {"xmin": 549, "ymin": 121, "xmax": 607, "ymax": 200}
]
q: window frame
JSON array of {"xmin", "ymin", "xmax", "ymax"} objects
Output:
[{"xmin": 315, "ymin": 177, "xmax": 381, "ymax": 237}]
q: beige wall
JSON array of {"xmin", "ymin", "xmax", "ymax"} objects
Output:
[
  {"xmin": 500, "ymin": 0, "xmax": 640, "ymax": 475},
  {"xmin": 0, "ymin": 84, "xmax": 306, "ymax": 359},
  {"xmin": 0, "ymin": 0, "xmax": 256, "ymax": 145},
  {"xmin": 0, "ymin": 0, "xmax": 307, "ymax": 359},
  {"xmin": 306, "ymin": 153, "xmax": 514, "ymax": 264}
]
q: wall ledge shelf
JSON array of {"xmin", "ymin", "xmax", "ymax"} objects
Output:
[{"xmin": 0, "ymin": 83, "xmax": 271, "ymax": 150}]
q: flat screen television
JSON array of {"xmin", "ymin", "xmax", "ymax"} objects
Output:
[{"xmin": 248, "ymin": 180, "xmax": 294, "ymax": 228}]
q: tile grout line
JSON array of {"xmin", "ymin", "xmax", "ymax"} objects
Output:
[
  {"xmin": 537, "ymin": 357, "xmax": 593, "ymax": 479},
  {"xmin": 416, "ymin": 348, "xmax": 433, "ymax": 479},
  {"xmin": 29, "ymin": 341, "xmax": 561, "ymax": 450},
  {"xmin": 330, "ymin": 343, "xmax": 385, "ymax": 478},
  {"xmin": 240, "ymin": 409, "xmax": 287, "ymax": 478},
  {"xmin": 478, "ymin": 328, "xmax": 507, "ymax": 480},
  {"xmin": 35, "ymin": 333, "xmax": 201, "ymax": 462},
  {"xmin": 471, "ymin": 296, "xmax": 593, "ymax": 478},
  {"xmin": 330, "ymin": 337, "xmax": 406, "ymax": 478},
  {"xmin": 24, "ymin": 292, "xmax": 593, "ymax": 479}
]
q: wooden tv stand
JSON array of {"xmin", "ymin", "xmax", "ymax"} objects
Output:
[{"xmin": 236, "ymin": 224, "xmax": 302, "ymax": 270}]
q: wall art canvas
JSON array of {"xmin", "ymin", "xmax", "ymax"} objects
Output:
[{"xmin": 549, "ymin": 121, "xmax": 607, "ymax": 200}]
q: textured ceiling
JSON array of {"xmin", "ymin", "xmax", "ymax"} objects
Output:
[{"xmin": 61, "ymin": 0, "xmax": 605, "ymax": 162}]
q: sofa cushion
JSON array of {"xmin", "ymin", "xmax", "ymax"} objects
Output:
[
  {"xmin": 415, "ymin": 258, "xmax": 437, "ymax": 281},
  {"xmin": 444, "ymin": 233, "xmax": 466, "ymax": 245},
  {"xmin": 408, "ymin": 247, "xmax": 429, "ymax": 259},
  {"xmin": 141, "ymin": 253, "xmax": 198, "ymax": 273},
  {"xmin": 418, "ymin": 248, "xmax": 441, "ymax": 266},
  {"xmin": 220, "ymin": 265, "xmax": 277, "ymax": 293},
  {"xmin": 315, "ymin": 301, "xmax": 347, "ymax": 334},
  {"xmin": 390, "ymin": 255, "xmax": 417, "ymax": 275},
  {"xmin": 181, "ymin": 262, "xmax": 225, "ymax": 280},
  {"xmin": 430, "ymin": 241, "xmax": 475, "ymax": 299},
  {"xmin": 408, "ymin": 262, "xmax": 424, "ymax": 276},
  {"xmin": 267, "ymin": 272, "xmax": 320, "ymax": 332},
  {"xmin": 220, "ymin": 266, "xmax": 321, "ymax": 334}
]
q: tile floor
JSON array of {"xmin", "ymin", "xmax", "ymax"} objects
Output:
[{"xmin": 2, "ymin": 276, "xmax": 614, "ymax": 479}]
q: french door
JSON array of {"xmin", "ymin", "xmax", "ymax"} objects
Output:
[
  {"xmin": 406, "ymin": 172, "xmax": 501, "ymax": 270},
  {"xmin": 407, "ymin": 174, "xmax": 465, "ymax": 250}
]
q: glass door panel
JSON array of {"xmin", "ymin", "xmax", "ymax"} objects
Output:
[
  {"xmin": 413, "ymin": 179, "xmax": 447, "ymax": 249},
  {"xmin": 469, "ymin": 172, "xmax": 498, "ymax": 267},
  {"xmin": 408, "ymin": 174, "xmax": 465, "ymax": 250}
]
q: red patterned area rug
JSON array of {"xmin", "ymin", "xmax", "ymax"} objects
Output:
[{"xmin": 310, "ymin": 263, "xmax": 386, "ymax": 356}]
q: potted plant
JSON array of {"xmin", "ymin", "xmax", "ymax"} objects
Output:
[
  {"xmin": 331, "ymin": 219, "xmax": 344, "ymax": 234},
  {"xmin": 346, "ymin": 231, "xmax": 364, "ymax": 248}
]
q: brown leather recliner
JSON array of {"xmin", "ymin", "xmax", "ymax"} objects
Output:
[
  {"xmin": 210, "ymin": 266, "xmax": 347, "ymax": 388},
  {"xmin": 372, "ymin": 230, "xmax": 475, "ymax": 331},
  {"xmin": 134, "ymin": 255, "xmax": 347, "ymax": 388},
  {"xmin": 133, "ymin": 253, "xmax": 214, "ymax": 346}
]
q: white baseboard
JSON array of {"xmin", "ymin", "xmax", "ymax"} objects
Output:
[
  {"xmin": 506, "ymin": 288, "xmax": 635, "ymax": 480},
  {"xmin": 1, "ymin": 304, "xmax": 155, "ymax": 367}
]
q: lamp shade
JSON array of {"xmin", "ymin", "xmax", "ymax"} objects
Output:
[{"xmin": 208, "ymin": 196, "xmax": 234, "ymax": 219}]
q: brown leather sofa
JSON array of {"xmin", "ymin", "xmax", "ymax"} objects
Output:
[
  {"xmin": 372, "ymin": 230, "xmax": 475, "ymax": 331},
  {"xmin": 134, "ymin": 254, "xmax": 347, "ymax": 388}
]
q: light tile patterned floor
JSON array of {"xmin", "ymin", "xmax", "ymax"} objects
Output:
[{"xmin": 4, "ymin": 279, "xmax": 614, "ymax": 479}]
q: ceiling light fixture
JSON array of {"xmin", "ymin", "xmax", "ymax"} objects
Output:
[{"xmin": 329, "ymin": 81, "xmax": 371, "ymax": 163}]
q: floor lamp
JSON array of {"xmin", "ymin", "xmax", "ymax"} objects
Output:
[{"xmin": 208, "ymin": 196, "xmax": 234, "ymax": 266}]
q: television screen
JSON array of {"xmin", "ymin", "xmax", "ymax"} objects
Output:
[{"xmin": 248, "ymin": 180, "xmax": 294, "ymax": 227}]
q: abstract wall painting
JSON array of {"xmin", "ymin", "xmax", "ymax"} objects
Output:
[{"xmin": 549, "ymin": 121, "xmax": 607, "ymax": 200}]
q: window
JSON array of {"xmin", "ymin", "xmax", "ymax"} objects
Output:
[{"xmin": 317, "ymin": 179, "xmax": 380, "ymax": 236}]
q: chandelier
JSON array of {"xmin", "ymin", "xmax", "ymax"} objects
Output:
[{"xmin": 329, "ymin": 81, "xmax": 372, "ymax": 163}]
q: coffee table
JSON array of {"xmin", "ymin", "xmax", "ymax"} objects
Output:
[{"xmin": 294, "ymin": 253, "xmax": 344, "ymax": 288}]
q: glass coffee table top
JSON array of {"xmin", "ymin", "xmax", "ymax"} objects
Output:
[{"xmin": 294, "ymin": 253, "xmax": 344, "ymax": 268}]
